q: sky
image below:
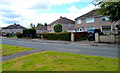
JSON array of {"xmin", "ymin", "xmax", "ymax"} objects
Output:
[{"xmin": 0, "ymin": 0, "xmax": 98, "ymax": 27}]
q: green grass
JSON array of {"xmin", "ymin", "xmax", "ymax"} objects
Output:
[
  {"xmin": 0, "ymin": 44, "xmax": 34, "ymax": 56},
  {"xmin": 2, "ymin": 51, "xmax": 118, "ymax": 71}
]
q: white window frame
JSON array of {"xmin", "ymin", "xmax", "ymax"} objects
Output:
[
  {"xmin": 86, "ymin": 17, "xmax": 94, "ymax": 23},
  {"xmin": 68, "ymin": 24, "xmax": 72, "ymax": 26},
  {"xmin": 77, "ymin": 19, "xmax": 81, "ymax": 24},
  {"xmin": 101, "ymin": 26, "xmax": 112, "ymax": 32},
  {"xmin": 101, "ymin": 16, "xmax": 109, "ymax": 21},
  {"xmin": 85, "ymin": 27, "xmax": 95, "ymax": 31}
]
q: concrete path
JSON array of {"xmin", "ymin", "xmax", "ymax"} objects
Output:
[{"xmin": 1, "ymin": 37, "xmax": 119, "ymax": 62}]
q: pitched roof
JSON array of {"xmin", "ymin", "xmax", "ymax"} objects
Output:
[
  {"xmin": 35, "ymin": 26, "xmax": 47, "ymax": 30},
  {"xmin": 75, "ymin": 10, "xmax": 102, "ymax": 20},
  {"xmin": 2, "ymin": 24, "xmax": 25, "ymax": 29},
  {"xmin": 49, "ymin": 17, "xmax": 75, "ymax": 26}
]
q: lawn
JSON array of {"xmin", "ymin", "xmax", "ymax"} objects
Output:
[
  {"xmin": 2, "ymin": 51, "xmax": 118, "ymax": 71},
  {"xmin": 0, "ymin": 44, "xmax": 34, "ymax": 56}
]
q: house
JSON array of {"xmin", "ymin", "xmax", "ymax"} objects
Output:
[
  {"xmin": 0, "ymin": 27, "xmax": 2, "ymax": 36},
  {"xmin": 35, "ymin": 26, "xmax": 48, "ymax": 34},
  {"xmin": 47, "ymin": 16, "xmax": 75, "ymax": 33},
  {"xmin": 2, "ymin": 24, "xmax": 25, "ymax": 34},
  {"xmin": 75, "ymin": 10, "xmax": 119, "ymax": 34}
]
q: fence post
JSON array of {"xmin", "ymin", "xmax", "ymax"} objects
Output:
[
  {"xmin": 95, "ymin": 33, "xmax": 99, "ymax": 42},
  {"xmin": 71, "ymin": 32, "xmax": 74, "ymax": 41}
]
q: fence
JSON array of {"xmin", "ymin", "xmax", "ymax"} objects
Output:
[{"xmin": 71, "ymin": 32, "xmax": 88, "ymax": 41}]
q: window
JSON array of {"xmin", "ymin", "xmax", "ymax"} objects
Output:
[
  {"xmin": 101, "ymin": 26, "xmax": 112, "ymax": 31},
  {"xmin": 85, "ymin": 27, "xmax": 95, "ymax": 31},
  {"xmin": 68, "ymin": 24, "xmax": 72, "ymax": 26},
  {"xmin": 86, "ymin": 17, "xmax": 94, "ymax": 23},
  {"xmin": 101, "ymin": 17, "xmax": 109, "ymax": 21},
  {"xmin": 77, "ymin": 19, "xmax": 81, "ymax": 24}
]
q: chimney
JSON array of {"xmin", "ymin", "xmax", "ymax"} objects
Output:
[{"xmin": 60, "ymin": 16, "xmax": 62, "ymax": 18}]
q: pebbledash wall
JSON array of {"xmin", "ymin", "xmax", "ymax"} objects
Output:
[
  {"xmin": 47, "ymin": 17, "xmax": 75, "ymax": 33},
  {"xmin": 95, "ymin": 33, "xmax": 120, "ymax": 43},
  {"xmin": 75, "ymin": 11, "xmax": 119, "ymax": 34},
  {"xmin": 2, "ymin": 29, "xmax": 23, "ymax": 34}
]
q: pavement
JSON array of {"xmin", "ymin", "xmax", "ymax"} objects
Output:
[
  {"xmin": 1, "ymin": 37, "xmax": 119, "ymax": 62},
  {"xmin": 5, "ymin": 37, "xmax": 119, "ymax": 47}
]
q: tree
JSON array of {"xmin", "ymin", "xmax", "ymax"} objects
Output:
[
  {"xmin": 30, "ymin": 23, "xmax": 35, "ymax": 29},
  {"xmin": 37, "ymin": 23, "xmax": 43, "ymax": 27},
  {"xmin": 95, "ymin": 1, "xmax": 120, "ymax": 22},
  {"xmin": 44, "ymin": 23, "xmax": 47, "ymax": 27},
  {"xmin": 54, "ymin": 24, "xmax": 62, "ymax": 32}
]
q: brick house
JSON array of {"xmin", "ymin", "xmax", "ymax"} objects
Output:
[
  {"xmin": 75, "ymin": 10, "xmax": 119, "ymax": 34},
  {"xmin": 47, "ymin": 16, "xmax": 75, "ymax": 33},
  {"xmin": 2, "ymin": 24, "xmax": 25, "ymax": 34}
]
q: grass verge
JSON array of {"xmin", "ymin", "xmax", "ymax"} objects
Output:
[
  {"xmin": 2, "ymin": 51, "xmax": 118, "ymax": 71},
  {"xmin": 0, "ymin": 44, "xmax": 34, "ymax": 56}
]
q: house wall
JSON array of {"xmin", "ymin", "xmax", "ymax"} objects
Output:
[
  {"xmin": 62, "ymin": 24, "xmax": 75, "ymax": 31},
  {"xmin": 47, "ymin": 25, "xmax": 54, "ymax": 33},
  {"xmin": 2, "ymin": 29, "xmax": 23, "ymax": 34},
  {"xmin": 75, "ymin": 16, "xmax": 118, "ymax": 34},
  {"xmin": 36, "ymin": 29, "xmax": 48, "ymax": 34},
  {"xmin": 47, "ymin": 24, "xmax": 75, "ymax": 33}
]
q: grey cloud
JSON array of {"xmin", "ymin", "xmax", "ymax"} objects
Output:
[
  {"xmin": 1, "ymin": 19, "xmax": 19, "ymax": 24},
  {"xmin": 29, "ymin": 1, "xmax": 50, "ymax": 10},
  {"xmin": 2, "ymin": 13, "xmax": 21, "ymax": 19},
  {"xmin": 0, "ymin": 9, "xmax": 14, "ymax": 13},
  {"xmin": 0, "ymin": 9, "xmax": 21, "ymax": 19}
]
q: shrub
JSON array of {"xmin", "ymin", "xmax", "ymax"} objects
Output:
[
  {"xmin": 63, "ymin": 30, "xmax": 67, "ymax": 32},
  {"xmin": 6, "ymin": 33, "xmax": 12, "ymax": 37},
  {"xmin": 23, "ymin": 28, "xmax": 36, "ymax": 38},
  {"xmin": 43, "ymin": 32, "xmax": 71, "ymax": 41},
  {"xmin": 54, "ymin": 24, "xmax": 62, "ymax": 32},
  {"xmin": 16, "ymin": 33, "xmax": 23, "ymax": 38}
]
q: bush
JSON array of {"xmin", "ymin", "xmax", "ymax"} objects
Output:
[
  {"xmin": 23, "ymin": 28, "xmax": 36, "ymax": 38},
  {"xmin": 43, "ymin": 32, "xmax": 71, "ymax": 41},
  {"xmin": 6, "ymin": 33, "xmax": 14, "ymax": 37},
  {"xmin": 54, "ymin": 24, "xmax": 62, "ymax": 32},
  {"xmin": 16, "ymin": 33, "xmax": 23, "ymax": 38}
]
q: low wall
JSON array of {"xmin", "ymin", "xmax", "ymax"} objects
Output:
[
  {"xmin": 99, "ymin": 35, "xmax": 115, "ymax": 43},
  {"xmin": 95, "ymin": 33, "xmax": 119, "ymax": 43},
  {"xmin": 116, "ymin": 35, "xmax": 120, "ymax": 43}
]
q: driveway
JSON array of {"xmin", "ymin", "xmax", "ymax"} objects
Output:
[{"xmin": 1, "ymin": 37, "xmax": 119, "ymax": 62}]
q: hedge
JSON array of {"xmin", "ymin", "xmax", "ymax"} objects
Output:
[
  {"xmin": 23, "ymin": 28, "xmax": 36, "ymax": 38},
  {"xmin": 16, "ymin": 33, "xmax": 23, "ymax": 38},
  {"xmin": 43, "ymin": 32, "xmax": 71, "ymax": 41}
]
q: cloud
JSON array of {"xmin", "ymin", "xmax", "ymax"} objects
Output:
[
  {"xmin": 31, "ymin": 4, "xmax": 96, "ymax": 26},
  {"xmin": 49, "ymin": 0, "xmax": 80, "ymax": 5},
  {"xmin": 68, "ymin": 5, "xmax": 79, "ymax": 13},
  {"xmin": 1, "ymin": 12, "xmax": 21, "ymax": 19},
  {"xmin": 0, "ymin": 0, "xmax": 95, "ymax": 27},
  {"xmin": 1, "ymin": 18, "xmax": 19, "ymax": 24}
]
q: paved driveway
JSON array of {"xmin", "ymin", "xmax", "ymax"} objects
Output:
[{"xmin": 1, "ymin": 37, "xmax": 118, "ymax": 61}]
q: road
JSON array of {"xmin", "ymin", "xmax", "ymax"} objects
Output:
[{"xmin": 1, "ymin": 37, "xmax": 119, "ymax": 61}]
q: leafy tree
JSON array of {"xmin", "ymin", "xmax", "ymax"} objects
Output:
[
  {"xmin": 95, "ymin": 1, "xmax": 120, "ymax": 22},
  {"xmin": 30, "ymin": 23, "xmax": 35, "ymax": 29},
  {"xmin": 37, "ymin": 23, "xmax": 43, "ymax": 27},
  {"xmin": 44, "ymin": 23, "xmax": 47, "ymax": 27},
  {"xmin": 54, "ymin": 24, "xmax": 62, "ymax": 32}
]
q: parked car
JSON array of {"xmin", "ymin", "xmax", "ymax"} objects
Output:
[{"xmin": 87, "ymin": 29, "xmax": 95, "ymax": 41}]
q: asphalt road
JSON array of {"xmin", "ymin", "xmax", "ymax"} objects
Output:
[{"xmin": 1, "ymin": 37, "xmax": 119, "ymax": 61}]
